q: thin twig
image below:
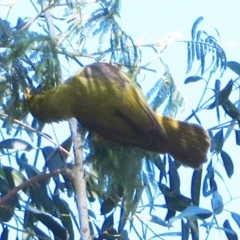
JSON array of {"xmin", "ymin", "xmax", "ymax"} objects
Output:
[
  {"xmin": 0, "ymin": 166, "xmax": 71, "ymax": 206},
  {"xmin": 0, "ymin": 113, "xmax": 74, "ymax": 159}
]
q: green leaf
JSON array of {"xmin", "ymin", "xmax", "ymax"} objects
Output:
[
  {"xmin": 231, "ymin": 212, "xmax": 240, "ymax": 228},
  {"xmin": 101, "ymin": 213, "xmax": 114, "ymax": 232},
  {"xmin": 0, "ymin": 138, "xmax": 33, "ymax": 151},
  {"xmin": 169, "ymin": 158, "xmax": 180, "ymax": 194},
  {"xmin": 100, "ymin": 198, "xmax": 117, "ymax": 215},
  {"xmin": 189, "ymin": 220, "xmax": 199, "ymax": 240},
  {"xmin": 191, "ymin": 17, "xmax": 204, "ymax": 40},
  {"xmin": 211, "ymin": 190, "xmax": 223, "ymax": 214},
  {"xmin": 203, "ymin": 162, "xmax": 217, "ymax": 197},
  {"xmin": 33, "ymin": 226, "xmax": 50, "ymax": 239},
  {"xmin": 184, "ymin": 76, "xmax": 203, "ymax": 84},
  {"xmin": 221, "ymin": 150, "xmax": 234, "ymax": 178},
  {"xmin": 227, "ymin": 61, "xmax": 240, "ymax": 76},
  {"xmin": 134, "ymin": 213, "xmax": 168, "ymax": 227},
  {"xmin": 235, "ymin": 130, "xmax": 240, "ymax": 146},
  {"xmin": 53, "ymin": 195, "xmax": 74, "ymax": 240},
  {"xmin": 218, "ymin": 80, "xmax": 233, "ymax": 105},
  {"xmin": 2, "ymin": 166, "xmax": 26, "ymax": 188},
  {"xmin": 0, "ymin": 177, "xmax": 18, "ymax": 222},
  {"xmin": 223, "ymin": 220, "xmax": 238, "ymax": 240},
  {"xmin": 211, "ymin": 129, "xmax": 224, "ymax": 153},
  {"xmin": 222, "ymin": 99, "xmax": 240, "ymax": 120},
  {"xmin": 181, "ymin": 219, "xmax": 189, "ymax": 240},
  {"xmin": 215, "ymin": 79, "xmax": 221, "ymax": 121},
  {"xmin": 0, "ymin": 226, "xmax": 9, "ymax": 240},
  {"xmin": 16, "ymin": 152, "xmax": 28, "ymax": 171},
  {"xmin": 159, "ymin": 184, "xmax": 192, "ymax": 212},
  {"xmin": 24, "ymin": 164, "xmax": 57, "ymax": 216},
  {"xmin": 191, "ymin": 169, "xmax": 202, "ymax": 206},
  {"xmin": 169, "ymin": 206, "xmax": 212, "ymax": 226},
  {"xmin": 34, "ymin": 212, "xmax": 67, "ymax": 239}
]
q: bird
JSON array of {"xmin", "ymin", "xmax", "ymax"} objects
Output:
[{"xmin": 25, "ymin": 62, "xmax": 210, "ymax": 168}]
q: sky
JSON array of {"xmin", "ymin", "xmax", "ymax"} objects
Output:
[{"xmin": 2, "ymin": 0, "xmax": 240, "ymax": 239}]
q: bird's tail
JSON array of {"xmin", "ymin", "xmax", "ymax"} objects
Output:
[{"xmin": 155, "ymin": 114, "xmax": 210, "ymax": 168}]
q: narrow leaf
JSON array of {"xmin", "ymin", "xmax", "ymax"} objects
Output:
[
  {"xmin": 134, "ymin": 213, "xmax": 168, "ymax": 227},
  {"xmin": 221, "ymin": 150, "xmax": 234, "ymax": 178},
  {"xmin": 100, "ymin": 198, "xmax": 117, "ymax": 215},
  {"xmin": 231, "ymin": 212, "xmax": 240, "ymax": 228},
  {"xmin": 222, "ymin": 99, "xmax": 240, "ymax": 120},
  {"xmin": 235, "ymin": 130, "xmax": 240, "ymax": 146},
  {"xmin": 169, "ymin": 206, "xmax": 212, "ymax": 226},
  {"xmin": 191, "ymin": 169, "xmax": 202, "ymax": 206},
  {"xmin": 219, "ymin": 80, "xmax": 233, "ymax": 105},
  {"xmin": 35, "ymin": 213, "xmax": 67, "ymax": 239},
  {"xmin": 191, "ymin": 17, "xmax": 204, "ymax": 40},
  {"xmin": 211, "ymin": 190, "xmax": 223, "ymax": 214},
  {"xmin": 184, "ymin": 76, "xmax": 203, "ymax": 84},
  {"xmin": 223, "ymin": 220, "xmax": 238, "ymax": 240},
  {"xmin": 101, "ymin": 213, "xmax": 114, "ymax": 232},
  {"xmin": 211, "ymin": 129, "xmax": 224, "ymax": 153},
  {"xmin": 0, "ymin": 139, "xmax": 33, "ymax": 151},
  {"xmin": 181, "ymin": 219, "xmax": 189, "ymax": 240},
  {"xmin": 227, "ymin": 61, "xmax": 240, "ymax": 76}
]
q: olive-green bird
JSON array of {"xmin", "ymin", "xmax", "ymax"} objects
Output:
[{"xmin": 25, "ymin": 62, "xmax": 210, "ymax": 168}]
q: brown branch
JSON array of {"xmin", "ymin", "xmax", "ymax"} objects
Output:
[
  {"xmin": 0, "ymin": 166, "xmax": 71, "ymax": 207},
  {"xmin": 68, "ymin": 118, "xmax": 91, "ymax": 239}
]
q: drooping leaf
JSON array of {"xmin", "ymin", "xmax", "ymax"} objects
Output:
[
  {"xmin": 221, "ymin": 150, "xmax": 234, "ymax": 178},
  {"xmin": 134, "ymin": 213, "xmax": 168, "ymax": 227},
  {"xmin": 214, "ymin": 79, "xmax": 221, "ymax": 122},
  {"xmin": 34, "ymin": 212, "xmax": 68, "ymax": 240},
  {"xmin": 211, "ymin": 190, "xmax": 223, "ymax": 214},
  {"xmin": 24, "ymin": 164, "xmax": 57, "ymax": 216},
  {"xmin": 184, "ymin": 76, "xmax": 203, "ymax": 84},
  {"xmin": 203, "ymin": 162, "xmax": 217, "ymax": 197},
  {"xmin": 191, "ymin": 169, "xmax": 202, "ymax": 206},
  {"xmin": 33, "ymin": 226, "xmax": 51, "ymax": 239},
  {"xmin": 191, "ymin": 17, "xmax": 204, "ymax": 40},
  {"xmin": 0, "ymin": 177, "xmax": 18, "ymax": 222},
  {"xmin": 222, "ymin": 99, "xmax": 240, "ymax": 120},
  {"xmin": 189, "ymin": 220, "xmax": 199, "ymax": 240},
  {"xmin": 100, "ymin": 198, "xmax": 117, "ymax": 215},
  {"xmin": 0, "ymin": 138, "xmax": 33, "ymax": 151},
  {"xmin": 16, "ymin": 152, "xmax": 28, "ymax": 171},
  {"xmin": 231, "ymin": 212, "xmax": 240, "ymax": 229},
  {"xmin": 159, "ymin": 183, "xmax": 192, "ymax": 212},
  {"xmin": 101, "ymin": 213, "xmax": 114, "ymax": 232},
  {"xmin": 0, "ymin": 226, "xmax": 9, "ymax": 240},
  {"xmin": 223, "ymin": 220, "xmax": 238, "ymax": 240},
  {"xmin": 181, "ymin": 219, "xmax": 189, "ymax": 240},
  {"xmin": 168, "ymin": 157, "xmax": 180, "ymax": 195},
  {"xmin": 2, "ymin": 166, "xmax": 26, "ymax": 189},
  {"xmin": 53, "ymin": 195, "xmax": 74, "ymax": 240},
  {"xmin": 218, "ymin": 80, "xmax": 233, "ymax": 105},
  {"xmin": 227, "ymin": 61, "xmax": 240, "ymax": 76},
  {"xmin": 169, "ymin": 206, "xmax": 212, "ymax": 226},
  {"xmin": 235, "ymin": 130, "xmax": 240, "ymax": 146},
  {"xmin": 211, "ymin": 129, "xmax": 224, "ymax": 153}
]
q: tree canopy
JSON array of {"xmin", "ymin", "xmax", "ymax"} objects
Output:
[{"xmin": 0, "ymin": 1, "xmax": 239, "ymax": 239}]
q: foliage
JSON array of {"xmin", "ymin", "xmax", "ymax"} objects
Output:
[{"xmin": 0, "ymin": 2, "xmax": 239, "ymax": 240}]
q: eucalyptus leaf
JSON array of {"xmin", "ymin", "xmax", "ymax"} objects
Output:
[
  {"xmin": 0, "ymin": 139, "xmax": 33, "ymax": 151},
  {"xmin": 221, "ymin": 150, "xmax": 234, "ymax": 178}
]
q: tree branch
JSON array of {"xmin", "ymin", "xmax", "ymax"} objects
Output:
[
  {"xmin": 69, "ymin": 118, "xmax": 91, "ymax": 239},
  {"xmin": 0, "ymin": 166, "xmax": 71, "ymax": 206}
]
